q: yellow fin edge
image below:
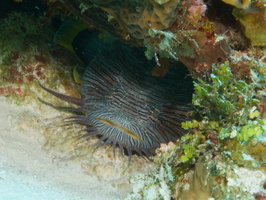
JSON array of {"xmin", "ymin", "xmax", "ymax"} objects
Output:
[{"xmin": 96, "ymin": 118, "xmax": 143, "ymax": 142}]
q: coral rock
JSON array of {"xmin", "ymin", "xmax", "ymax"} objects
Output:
[
  {"xmin": 233, "ymin": 6, "xmax": 266, "ymax": 46},
  {"xmin": 61, "ymin": 0, "xmax": 180, "ymax": 40}
]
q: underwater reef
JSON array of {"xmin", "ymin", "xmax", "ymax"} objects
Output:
[
  {"xmin": 0, "ymin": 0, "xmax": 266, "ymax": 199},
  {"xmin": 44, "ymin": 0, "xmax": 266, "ymax": 77}
]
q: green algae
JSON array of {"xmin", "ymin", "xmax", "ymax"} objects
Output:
[
  {"xmin": 187, "ymin": 61, "xmax": 266, "ymax": 169},
  {"xmin": 125, "ymin": 61, "xmax": 266, "ymax": 199},
  {"xmin": 192, "ymin": 61, "xmax": 265, "ymax": 142},
  {"xmin": 193, "ymin": 61, "xmax": 256, "ymax": 122}
]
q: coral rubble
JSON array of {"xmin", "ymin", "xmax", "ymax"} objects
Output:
[{"xmin": 223, "ymin": 0, "xmax": 266, "ymax": 47}]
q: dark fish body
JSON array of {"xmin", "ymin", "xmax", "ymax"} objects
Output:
[
  {"xmin": 43, "ymin": 20, "xmax": 193, "ymax": 160},
  {"xmin": 78, "ymin": 42, "xmax": 193, "ymax": 157}
]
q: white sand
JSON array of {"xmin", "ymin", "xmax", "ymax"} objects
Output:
[{"xmin": 0, "ymin": 96, "xmax": 130, "ymax": 200}]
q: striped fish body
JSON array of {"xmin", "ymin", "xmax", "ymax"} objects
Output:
[
  {"xmin": 43, "ymin": 23, "xmax": 193, "ymax": 159},
  {"xmin": 77, "ymin": 42, "xmax": 193, "ymax": 157}
]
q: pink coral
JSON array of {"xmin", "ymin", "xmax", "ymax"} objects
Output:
[{"xmin": 181, "ymin": 0, "xmax": 207, "ymax": 24}]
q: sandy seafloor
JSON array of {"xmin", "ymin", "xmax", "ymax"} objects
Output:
[{"xmin": 0, "ymin": 96, "xmax": 130, "ymax": 200}]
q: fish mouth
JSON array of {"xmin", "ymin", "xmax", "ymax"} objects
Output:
[{"xmin": 96, "ymin": 117, "xmax": 144, "ymax": 142}]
